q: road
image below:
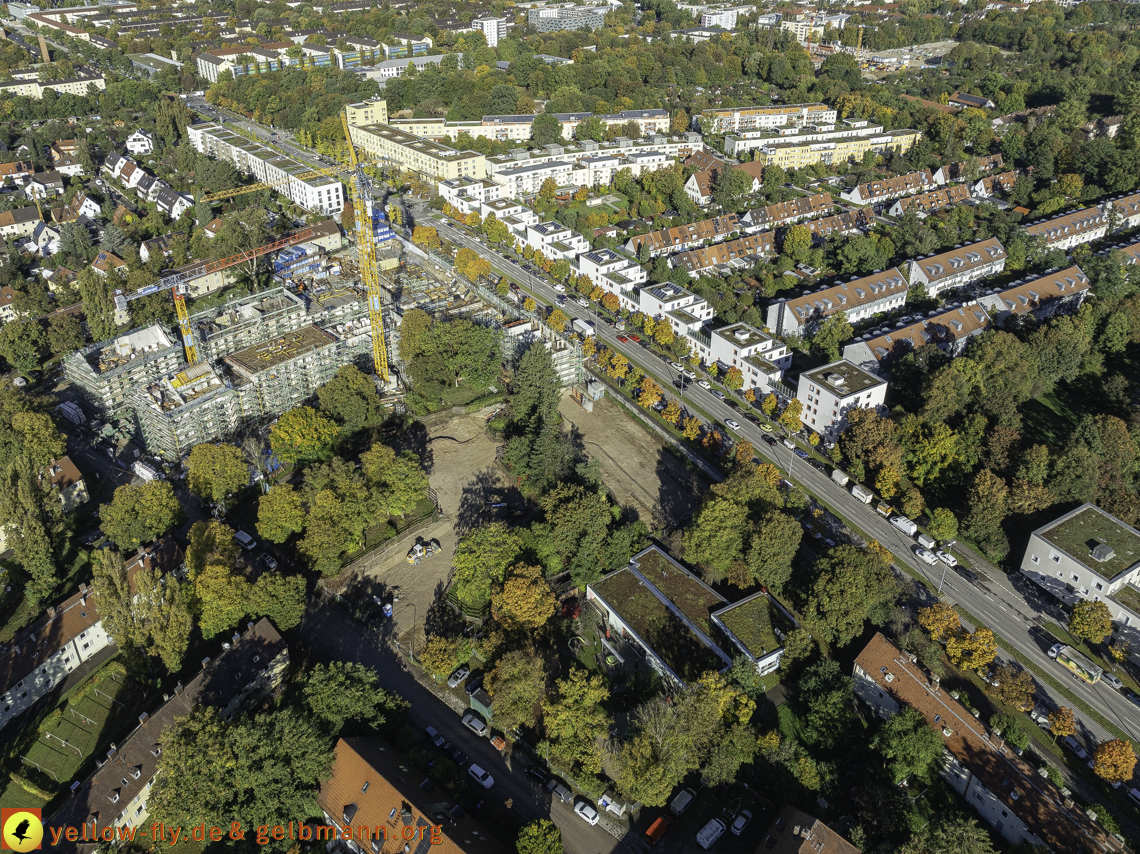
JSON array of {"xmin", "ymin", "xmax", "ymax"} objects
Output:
[
  {"xmin": 300, "ymin": 593, "xmax": 623, "ymax": 854},
  {"xmin": 417, "ymin": 209, "xmax": 1140, "ymax": 754}
]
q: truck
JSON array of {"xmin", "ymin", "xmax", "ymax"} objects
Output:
[
  {"xmin": 831, "ymin": 469, "xmax": 849, "ymax": 487},
  {"xmin": 1056, "ymin": 645, "xmax": 1103, "ymax": 685},
  {"xmin": 133, "ymin": 461, "xmax": 161, "ymax": 482},
  {"xmin": 851, "ymin": 483, "xmax": 873, "ymax": 503},
  {"xmin": 56, "ymin": 401, "xmax": 86, "ymax": 426},
  {"xmin": 573, "ymin": 318, "xmax": 595, "ymax": 337},
  {"xmin": 890, "ymin": 515, "xmax": 918, "ymax": 536}
]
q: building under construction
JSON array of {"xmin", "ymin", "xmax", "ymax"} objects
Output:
[
  {"xmin": 133, "ymin": 363, "xmax": 243, "ymax": 458},
  {"xmin": 63, "ymin": 326, "xmax": 186, "ymax": 419}
]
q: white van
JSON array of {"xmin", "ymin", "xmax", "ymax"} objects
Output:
[
  {"xmin": 234, "ymin": 530, "xmax": 257, "ymax": 551},
  {"xmin": 891, "ymin": 515, "xmax": 918, "ymax": 536},
  {"xmin": 696, "ymin": 819, "xmax": 725, "ymax": 850},
  {"xmin": 851, "ymin": 484, "xmax": 873, "ymax": 504},
  {"xmin": 916, "ymin": 533, "xmax": 936, "ymax": 550},
  {"xmin": 782, "ymin": 438, "xmax": 796, "ymax": 450},
  {"xmin": 669, "ymin": 788, "xmax": 696, "ymax": 817}
]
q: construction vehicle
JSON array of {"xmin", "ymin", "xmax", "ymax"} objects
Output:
[
  {"xmin": 340, "ymin": 109, "xmax": 390, "ymax": 382},
  {"xmin": 406, "ymin": 538, "xmax": 442, "ymax": 564}
]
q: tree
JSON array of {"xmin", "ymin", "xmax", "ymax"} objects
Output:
[
  {"xmin": 487, "ymin": 649, "xmax": 546, "ymax": 731},
  {"xmin": 989, "ymin": 713, "xmax": 1029, "ymax": 750},
  {"xmin": 683, "ymin": 497, "xmax": 750, "ymax": 578},
  {"xmin": 662, "ymin": 400, "xmax": 682, "ymax": 425},
  {"xmin": 516, "ymin": 821, "xmax": 562, "ymax": 854},
  {"xmin": 269, "ymin": 406, "xmax": 338, "ymax": 465},
  {"xmin": 761, "ymin": 393, "xmax": 778, "ymax": 416},
  {"xmin": 303, "ymin": 661, "xmax": 407, "ymax": 732},
  {"xmin": 248, "ymin": 573, "xmax": 307, "ymax": 632},
  {"xmin": 531, "ymin": 113, "xmax": 563, "ymax": 146},
  {"xmin": 946, "ymin": 627, "xmax": 997, "ymax": 671},
  {"xmin": 1048, "ymin": 706, "xmax": 1075, "ymax": 743},
  {"xmin": 46, "ymin": 313, "xmax": 85, "ymax": 355},
  {"xmin": 803, "ymin": 545, "xmax": 898, "ymax": 646},
  {"xmin": 812, "ymin": 313, "xmax": 853, "ymax": 361},
  {"xmin": 897, "ymin": 816, "xmax": 998, "ymax": 854},
  {"xmin": 256, "ymin": 484, "xmax": 305, "ymax": 543},
  {"xmin": 637, "ymin": 377, "xmax": 663, "ymax": 409},
  {"xmin": 778, "ymin": 399, "xmax": 802, "ymax": 433},
  {"xmin": 879, "ymin": 706, "xmax": 944, "ymax": 784},
  {"xmin": 781, "ymin": 224, "xmax": 812, "ymax": 262},
  {"xmin": 682, "ymin": 416, "xmax": 701, "ymax": 440},
  {"xmin": 538, "ymin": 176, "xmax": 558, "ymax": 201},
  {"xmin": 451, "ymin": 523, "xmax": 521, "ymax": 613},
  {"xmin": 918, "ymin": 602, "xmax": 961, "ymax": 643},
  {"xmin": 101, "ymin": 481, "xmax": 184, "ymax": 550},
  {"xmin": 992, "ymin": 663, "xmax": 1035, "ymax": 711},
  {"xmin": 316, "ymin": 365, "xmax": 384, "ymax": 434},
  {"xmin": 0, "ymin": 319, "xmax": 45, "ymax": 372},
  {"xmin": 542, "ymin": 669, "xmax": 610, "ymax": 777},
  {"xmin": 147, "ymin": 707, "xmax": 332, "ymax": 852},
  {"xmin": 961, "ymin": 469, "xmax": 1008, "ymax": 545},
  {"xmin": 360, "ymin": 443, "xmax": 428, "ymax": 517},
  {"xmin": 1093, "ymin": 740, "xmax": 1136, "ymax": 784},
  {"xmin": 745, "ymin": 511, "xmax": 801, "ymax": 593},
  {"xmin": 711, "ymin": 167, "xmax": 755, "ymax": 212},
  {"xmin": 492, "ymin": 562, "xmax": 556, "ymax": 629},
  {"xmin": 185, "ymin": 443, "xmax": 248, "ymax": 507},
  {"xmin": 796, "ymin": 659, "xmax": 856, "ymax": 749},
  {"xmin": 418, "ymin": 635, "xmax": 460, "ymax": 678},
  {"xmin": 548, "ymin": 307, "xmax": 569, "ymax": 330},
  {"xmin": 194, "ymin": 563, "xmax": 251, "ymax": 638},
  {"xmin": 927, "ymin": 507, "xmax": 958, "ymax": 542},
  {"xmin": 1070, "ymin": 600, "xmax": 1113, "ymax": 644}
]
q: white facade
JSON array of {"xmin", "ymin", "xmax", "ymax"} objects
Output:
[
  {"xmin": 638, "ymin": 282, "xmax": 714, "ymax": 335},
  {"xmin": 496, "ymin": 160, "xmax": 573, "ymax": 197},
  {"xmin": 126, "ymin": 129, "xmax": 156, "ymax": 156},
  {"xmin": 688, "ymin": 322, "xmax": 790, "ymax": 393},
  {"xmin": 472, "ymin": 16, "xmax": 508, "ymax": 46},
  {"xmin": 576, "ymin": 247, "xmax": 647, "ymax": 298},
  {"xmin": 797, "ymin": 360, "xmax": 887, "ymax": 440},
  {"xmin": 767, "ymin": 268, "xmax": 909, "ymax": 337},
  {"xmin": 570, "ymin": 154, "xmax": 624, "ymax": 186},
  {"xmin": 908, "ymin": 238, "xmax": 1007, "ymax": 297},
  {"xmin": 525, "ymin": 220, "xmax": 589, "ymax": 260}
]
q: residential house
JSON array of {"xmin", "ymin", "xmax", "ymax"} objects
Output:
[
  {"xmin": 853, "ymin": 632, "xmax": 1123, "ymax": 852},
  {"xmin": 803, "ymin": 208, "xmax": 873, "ymax": 242},
  {"xmin": 25, "ymin": 170, "xmax": 65, "ymax": 199},
  {"xmin": 907, "ymin": 237, "xmax": 1007, "ymax": 296},
  {"xmin": 44, "ymin": 456, "xmax": 88, "ymax": 512},
  {"xmin": 135, "ymin": 174, "xmax": 166, "ymax": 203},
  {"xmin": 976, "ymin": 265, "xmax": 1089, "ymax": 326},
  {"xmin": 1108, "ymin": 192, "xmax": 1140, "ymax": 231},
  {"xmin": 796, "ymin": 359, "xmax": 887, "ymax": 439},
  {"xmin": 888, "ymin": 184, "xmax": 969, "ymax": 217},
  {"xmin": 758, "ymin": 805, "xmax": 861, "ymax": 854},
  {"xmin": 739, "ymin": 192, "xmax": 832, "ymax": 231},
  {"xmin": 203, "ymin": 217, "xmax": 224, "ymax": 238},
  {"xmin": 525, "ymin": 221, "xmax": 589, "ymax": 261},
  {"xmin": 0, "ymin": 286, "xmax": 16, "ymax": 324},
  {"xmin": 125, "ymin": 129, "xmax": 156, "ymax": 156},
  {"xmin": 1025, "ymin": 207, "xmax": 1108, "ymax": 251},
  {"xmin": 54, "ymin": 156, "xmax": 85, "ymax": 178},
  {"xmin": 50, "ymin": 139, "xmax": 79, "ymax": 162},
  {"xmin": 576, "ymin": 247, "xmax": 647, "ymax": 298},
  {"xmin": 686, "ymin": 322, "xmax": 791, "ymax": 395},
  {"xmin": 683, "ymin": 160, "xmax": 764, "ymax": 206},
  {"xmin": 843, "ymin": 303, "xmax": 992, "ymax": 375},
  {"xmin": 766, "ymin": 268, "xmax": 909, "ymax": 336},
  {"xmin": 155, "ymin": 187, "xmax": 192, "ymax": 220},
  {"xmin": 839, "ymin": 170, "xmax": 934, "ymax": 206},
  {"xmin": 0, "ymin": 161, "xmax": 34, "ymax": 185},
  {"xmin": 0, "ymin": 206, "xmax": 43, "ymax": 238},
  {"xmin": 317, "ymin": 737, "xmax": 511, "ymax": 854},
  {"xmin": 46, "ymin": 618, "xmax": 289, "ymax": 851},
  {"xmin": 56, "ymin": 191, "xmax": 102, "ymax": 223},
  {"xmin": 932, "ymin": 154, "xmax": 1003, "ymax": 185},
  {"xmin": 947, "ymin": 92, "xmax": 996, "ymax": 109},
  {"xmin": 623, "ymin": 214, "xmax": 741, "ymax": 257},
  {"xmin": 140, "ymin": 235, "xmax": 176, "ymax": 264},
  {"xmin": 671, "ymin": 231, "xmax": 775, "ymax": 273},
  {"xmin": 91, "ymin": 250, "xmax": 127, "ymax": 278},
  {"xmin": 970, "ymin": 171, "xmax": 1016, "ymax": 198},
  {"xmin": 31, "ymin": 222, "xmax": 61, "ymax": 256}
]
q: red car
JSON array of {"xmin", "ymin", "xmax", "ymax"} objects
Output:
[
  {"xmin": 617, "ymin": 335, "xmax": 629, "ymax": 342},
  {"xmin": 629, "ymin": 334, "xmax": 642, "ymax": 342}
]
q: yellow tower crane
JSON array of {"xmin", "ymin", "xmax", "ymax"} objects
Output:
[{"xmin": 340, "ymin": 111, "xmax": 390, "ymax": 383}]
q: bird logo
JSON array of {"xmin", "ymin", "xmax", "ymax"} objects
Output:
[{"xmin": 1, "ymin": 809, "xmax": 43, "ymax": 852}]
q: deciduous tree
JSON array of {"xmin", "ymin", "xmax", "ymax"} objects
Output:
[
  {"xmin": 637, "ymin": 377, "xmax": 663, "ymax": 409},
  {"xmin": 186, "ymin": 442, "xmax": 248, "ymax": 507},
  {"xmin": 992, "ymin": 663, "xmax": 1035, "ymax": 711},
  {"xmin": 303, "ymin": 661, "xmax": 407, "ymax": 732},
  {"xmin": 542, "ymin": 669, "xmax": 610, "ymax": 777},
  {"xmin": 745, "ymin": 511, "xmax": 801, "ymax": 593},
  {"xmin": 256, "ymin": 484, "xmax": 305, "ymax": 543},
  {"xmin": 316, "ymin": 365, "xmax": 385, "ymax": 434},
  {"xmin": 778, "ymin": 399, "xmax": 802, "ymax": 433},
  {"xmin": 1093, "ymin": 739, "xmax": 1136, "ymax": 784},
  {"xmin": 918, "ymin": 602, "xmax": 961, "ymax": 643},
  {"xmin": 879, "ymin": 706, "xmax": 944, "ymax": 784},
  {"xmin": 451, "ymin": 523, "xmax": 522, "ymax": 613},
  {"xmin": 1048, "ymin": 706, "xmax": 1076, "ymax": 743},
  {"xmin": 1070, "ymin": 600, "xmax": 1113, "ymax": 644},
  {"xmin": 269, "ymin": 406, "xmax": 338, "ymax": 466},
  {"xmin": 101, "ymin": 481, "xmax": 184, "ymax": 550},
  {"xmin": 946, "ymin": 627, "xmax": 997, "ymax": 671},
  {"xmin": 492, "ymin": 562, "xmax": 556, "ymax": 629},
  {"xmin": 683, "ymin": 416, "xmax": 701, "ymax": 440},
  {"xmin": 487, "ymin": 649, "xmax": 546, "ymax": 731},
  {"xmin": 516, "ymin": 820, "xmax": 562, "ymax": 854}
]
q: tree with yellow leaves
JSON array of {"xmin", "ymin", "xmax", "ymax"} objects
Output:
[
  {"xmin": 683, "ymin": 416, "xmax": 702, "ymax": 441},
  {"xmin": 918, "ymin": 601, "xmax": 961, "ymax": 643},
  {"xmin": 662, "ymin": 400, "xmax": 682, "ymax": 425},
  {"xmin": 761, "ymin": 393, "xmax": 778, "ymax": 416},
  {"xmin": 778, "ymin": 399, "xmax": 802, "ymax": 433},
  {"xmin": 637, "ymin": 378, "xmax": 663, "ymax": 410},
  {"xmin": 418, "ymin": 635, "xmax": 460, "ymax": 679},
  {"xmin": 743, "ymin": 389, "xmax": 756, "ymax": 403},
  {"xmin": 946, "ymin": 627, "xmax": 997, "ymax": 671},
  {"xmin": 734, "ymin": 440, "xmax": 755, "ymax": 467},
  {"xmin": 548, "ymin": 308, "xmax": 569, "ymax": 331},
  {"xmin": 1048, "ymin": 706, "xmax": 1075, "ymax": 744},
  {"xmin": 607, "ymin": 352, "xmax": 630, "ymax": 381},
  {"xmin": 1093, "ymin": 740, "xmax": 1137, "ymax": 785},
  {"xmin": 491, "ymin": 562, "xmax": 556, "ymax": 630},
  {"xmin": 581, "ymin": 337, "xmax": 597, "ymax": 359},
  {"xmin": 523, "ymin": 296, "xmax": 536, "ymax": 312}
]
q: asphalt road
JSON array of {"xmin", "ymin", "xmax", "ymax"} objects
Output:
[
  {"xmin": 418, "ymin": 211, "xmax": 1140, "ymax": 754},
  {"xmin": 300, "ymin": 593, "xmax": 623, "ymax": 854}
]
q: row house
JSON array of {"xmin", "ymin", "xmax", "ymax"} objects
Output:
[
  {"xmin": 932, "ymin": 153, "xmax": 1003, "ymax": 185},
  {"xmin": 839, "ymin": 169, "xmax": 934, "ymax": 205},
  {"xmin": 843, "ymin": 303, "xmax": 992, "ymax": 375},
  {"xmin": 525, "ymin": 221, "xmax": 589, "ymax": 261},
  {"xmin": 687, "ymin": 321, "xmax": 791, "ymax": 394},
  {"xmin": 970, "ymin": 170, "xmax": 1016, "ymax": 198},
  {"xmin": 623, "ymin": 214, "xmax": 741, "ymax": 258},
  {"xmin": 766, "ymin": 267, "xmax": 909, "ymax": 336},
  {"xmin": 739, "ymin": 192, "xmax": 832, "ymax": 231},
  {"xmin": 804, "ymin": 208, "xmax": 874, "ymax": 242},
  {"xmin": 976, "ymin": 265, "xmax": 1089, "ymax": 326},
  {"xmin": 908, "ymin": 237, "xmax": 1007, "ymax": 296},
  {"xmin": 888, "ymin": 184, "xmax": 970, "ymax": 217},
  {"xmin": 671, "ymin": 231, "xmax": 775, "ymax": 274},
  {"xmin": 1024, "ymin": 206, "xmax": 1108, "ymax": 251},
  {"xmin": 1108, "ymin": 192, "xmax": 1140, "ymax": 231}
]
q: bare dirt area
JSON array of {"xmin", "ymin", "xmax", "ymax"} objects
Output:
[{"xmin": 560, "ymin": 393, "xmax": 711, "ymax": 530}]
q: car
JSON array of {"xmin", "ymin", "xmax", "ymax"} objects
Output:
[
  {"xmin": 576, "ymin": 297, "xmax": 589, "ymax": 307},
  {"xmin": 697, "ymin": 380, "xmax": 712, "ymax": 390},
  {"xmin": 629, "ymin": 334, "xmax": 641, "ymax": 342},
  {"xmin": 547, "ymin": 777, "xmax": 573, "ymax": 803},
  {"xmin": 1103, "ymin": 673, "xmax": 1124, "ymax": 690},
  {"xmin": 712, "ymin": 390, "xmax": 725, "ymax": 400},
  {"xmin": 763, "ymin": 436, "xmax": 778, "ymax": 447},
  {"xmin": 447, "ymin": 665, "xmax": 470, "ymax": 688},
  {"xmin": 260, "ymin": 554, "xmax": 278, "ymax": 570},
  {"xmin": 1048, "ymin": 643, "xmax": 1064, "ymax": 659},
  {"xmin": 617, "ymin": 335, "xmax": 629, "ymax": 342},
  {"xmin": 464, "ymin": 676, "xmax": 484, "ymax": 696},
  {"xmin": 955, "ymin": 566, "xmax": 980, "ymax": 584},
  {"xmin": 794, "ymin": 449, "xmax": 809, "ymax": 459},
  {"xmin": 936, "ymin": 550, "xmax": 957, "ymax": 567},
  {"xmin": 425, "ymin": 726, "xmax": 445, "ymax": 748},
  {"xmin": 554, "ymin": 283, "xmax": 566, "ymax": 293},
  {"xmin": 670, "ymin": 361, "xmax": 683, "ymax": 371},
  {"xmin": 452, "ymin": 748, "xmax": 469, "ymax": 766},
  {"xmin": 556, "ymin": 295, "xmax": 567, "ymax": 304},
  {"xmin": 760, "ymin": 423, "xmax": 773, "ymax": 432},
  {"xmin": 526, "ymin": 764, "xmax": 550, "ymax": 785},
  {"xmin": 1062, "ymin": 736, "xmax": 1088, "ymax": 760},
  {"xmin": 725, "ymin": 418, "xmax": 741, "ymax": 431},
  {"xmin": 511, "ymin": 259, "xmax": 520, "ymax": 265},
  {"xmin": 682, "ymin": 369, "xmax": 695, "ymax": 379},
  {"xmin": 468, "ymin": 764, "xmax": 494, "ymax": 788},
  {"xmin": 461, "ymin": 712, "xmax": 488, "ymax": 736},
  {"xmin": 913, "ymin": 546, "xmax": 938, "ymax": 565},
  {"xmin": 573, "ymin": 800, "xmax": 600, "ymax": 825},
  {"xmin": 730, "ymin": 810, "xmax": 752, "ymax": 836}
]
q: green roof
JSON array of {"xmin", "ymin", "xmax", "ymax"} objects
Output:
[
  {"xmin": 712, "ymin": 593, "xmax": 790, "ymax": 660},
  {"xmin": 1039, "ymin": 504, "xmax": 1140, "ymax": 581}
]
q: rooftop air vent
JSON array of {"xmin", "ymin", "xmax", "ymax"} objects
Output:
[{"xmin": 1091, "ymin": 542, "xmax": 1115, "ymax": 562}]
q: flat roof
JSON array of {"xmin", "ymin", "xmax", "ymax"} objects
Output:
[
  {"xmin": 712, "ymin": 592, "xmax": 787, "ymax": 660},
  {"xmin": 1036, "ymin": 503, "xmax": 1140, "ymax": 581},
  {"xmin": 225, "ymin": 325, "xmax": 335, "ymax": 375},
  {"xmin": 801, "ymin": 359, "xmax": 884, "ymax": 397},
  {"xmin": 713, "ymin": 322, "xmax": 773, "ymax": 350}
]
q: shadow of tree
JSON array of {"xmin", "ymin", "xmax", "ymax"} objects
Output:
[
  {"xmin": 424, "ymin": 577, "xmax": 466, "ymax": 639},
  {"xmin": 454, "ymin": 467, "xmax": 524, "ymax": 535},
  {"xmin": 388, "ymin": 420, "xmax": 434, "ymax": 474},
  {"xmin": 654, "ymin": 447, "xmax": 708, "ymax": 532}
]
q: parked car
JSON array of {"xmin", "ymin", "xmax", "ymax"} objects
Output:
[
  {"xmin": 725, "ymin": 418, "xmax": 741, "ymax": 431},
  {"xmin": 711, "ymin": 390, "xmax": 725, "ymax": 400},
  {"xmin": 425, "ymin": 726, "xmax": 445, "ymax": 747},
  {"xmin": 645, "ymin": 817, "xmax": 672, "ymax": 847},
  {"xmin": 1062, "ymin": 736, "xmax": 1088, "ymax": 760},
  {"xmin": 670, "ymin": 361, "xmax": 683, "ymax": 371},
  {"xmin": 936, "ymin": 550, "xmax": 957, "ymax": 567},
  {"xmin": 763, "ymin": 436, "xmax": 777, "ymax": 447},
  {"xmin": 696, "ymin": 819, "xmax": 726, "ymax": 849},
  {"xmin": 1103, "ymin": 673, "xmax": 1124, "ymax": 690},
  {"xmin": 447, "ymin": 665, "xmax": 470, "ymax": 688},
  {"xmin": 682, "ymin": 369, "xmax": 695, "ymax": 379},
  {"xmin": 573, "ymin": 800, "xmax": 600, "ymax": 825},
  {"xmin": 547, "ymin": 777, "xmax": 573, "ymax": 803},
  {"xmin": 913, "ymin": 546, "xmax": 938, "ymax": 565},
  {"xmin": 628, "ymin": 334, "xmax": 641, "ymax": 342},
  {"xmin": 461, "ymin": 712, "xmax": 488, "ymax": 736},
  {"xmin": 730, "ymin": 811, "xmax": 752, "ymax": 836},
  {"xmin": 468, "ymin": 764, "xmax": 494, "ymax": 788},
  {"xmin": 259, "ymin": 553, "xmax": 278, "ymax": 570},
  {"xmin": 697, "ymin": 380, "xmax": 712, "ymax": 390},
  {"xmin": 955, "ymin": 566, "xmax": 980, "ymax": 584},
  {"xmin": 526, "ymin": 764, "xmax": 550, "ymax": 785},
  {"xmin": 464, "ymin": 676, "xmax": 484, "ymax": 696},
  {"xmin": 617, "ymin": 335, "xmax": 629, "ymax": 342},
  {"xmin": 554, "ymin": 283, "xmax": 566, "ymax": 293}
]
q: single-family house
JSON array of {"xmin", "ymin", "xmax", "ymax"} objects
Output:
[{"xmin": 125, "ymin": 129, "xmax": 156, "ymax": 156}]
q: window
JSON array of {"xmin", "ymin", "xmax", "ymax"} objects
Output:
[
  {"xmin": 1052, "ymin": 554, "xmax": 1061, "ymax": 563},
  {"xmin": 1071, "ymin": 574, "xmax": 1081, "ymax": 583},
  {"xmin": 1031, "ymin": 555, "xmax": 1040, "ymax": 565},
  {"xmin": 1095, "ymin": 582, "xmax": 1104, "ymax": 591},
  {"xmin": 975, "ymin": 794, "xmax": 983, "ymax": 803}
]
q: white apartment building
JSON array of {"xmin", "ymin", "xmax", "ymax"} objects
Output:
[
  {"xmin": 472, "ymin": 17, "xmax": 508, "ymax": 46},
  {"xmin": 495, "ymin": 160, "xmax": 573, "ymax": 197},
  {"xmin": 638, "ymin": 282, "xmax": 714, "ymax": 335},
  {"xmin": 687, "ymin": 322, "xmax": 791, "ymax": 394},
  {"xmin": 438, "ymin": 175, "xmax": 504, "ymax": 215},
  {"xmin": 570, "ymin": 154, "xmax": 624, "ymax": 186},
  {"xmin": 907, "ymin": 238, "xmax": 1007, "ymax": 296},
  {"xmin": 976, "ymin": 265, "xmax": 1089, "ymax": 326},
  {"xmin": 725, "ymin": 118, "xmax": 883, "ymax": 159},
  {"xmin": 766, "ymin": 268, "xmax": 909, "ymax": 336},
  {"xmin": 1025, "ymin": 206, "xmax": 1108, "ymax": 251},
  {"xmin": 797, "ymin": 359, "xmax": 887, "ymax": 440},
  {"xmin": 187, "ymin": 122, "xmax": 343, "ymax": 215},
  {"xmin": 576, "ymin": 247, "xmax": 647, "ymax": 298},
  {"xmin": 1108, "ymin": 192, "xmax": 1140, "ymax": 230},
  {"xmin": 699, "ymin": 103, "xmax": 836, "ymax": 134},
  {"xmin": 526, "ymin": 221, "xmax": 589, "ymax": 260}
]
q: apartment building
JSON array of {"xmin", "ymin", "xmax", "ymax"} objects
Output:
[
  {"xmin": 724, "ymin": 118, "xmax": 889, "ymax": 159},
  {"xmin": 576, "ymin": 247, "xmax": 647, "ymax": 295},
  {"xmin": 970, "ymin": 170, "xmax": 1017, "ymax": 198},
  {"xmin": 840, "ymin": 169, "xmax": 935, "ymax": 205},
  {"xmin": 133, "ymin": 363, "xmax": 243, "ymax": 458},
  {"xmin": 47, "ymin": 619, "xmax": 289, "ymax": 852},
  {"xmin": 932, "ymin": 154, "xmax": 1003, "ymax": 185},
  {"xmin": 854, "ymin": 632, "xmax": 1124, "ymax": 853},
  {"xmin": 671, "ymin": 231, "xmax": 775, "ymax": 273},
  {"xmin": 347, "ymin": 122, "xmax": 486, "ymax": 180},
  {"xmin": 472, "ymin": 16, "xmax": 508, "ymax": 46},
  {"xmin": 572, "ymin": 153, "xmax": 624, "ymax": 186},
  {"xmin": 525, "ymin": 221, "xmax": 589, "ymax": 260},
  {"xmin": 797, "ymin": 359, "xmax": 887, "ymax": 439},
  {"xmin": 187, "ymin": 123, "xmax": 343, "ymax": 215},
  {"xmin": 1108, "ymin": 192, "xmax": 1140, "ymax": 230},
  {"xmin": 438, "ymin": 175, "xmax": 504, "ymax": 216},
  {"xmin": 698, "ymin": 103, "xmax": 836, "ymax": 134},
  {"xmin": 948, "ymin": 92, "xmax": 995, "ymax": 109},
  {"xmin": 344, "ymin": 98, "xmax": 389, "ymax": 127},
  {"xmin": 495, "ymin": 160, "xmax": 573, "ymax": 197},
  {"xmin": 0, "ymin": 68, "xmax": 106, "ymax": 99},
  {"xmin": 780, "ymin": 14, "xmax": 849, "ymax": 43},
  {"xmin": 687, "ymin": 322, "xmax": 791, "ymax": 394},
  {"xmin": 752, "ymin": 126, "xmax": 921, "ymax": 170},
  {"xmin": 188, "ymin": 288, "xmax": 312, "ymax": 362},
  {"xmin": 624, "ymin": 214, "xmax": 741, "ymax": 257},
  {"xmin": 64, "ymin": 325, "xmax": 185, "ymax": 418},
  {"xmin": 1025, "ymin": 206, "xmax": 1108, "ymax": 251},
  {"xmin": 739, "ymin": 193, "xmax": 832, "ymax": 231},
  {"xmin": 908, "ymin": 238, "xmax": 1007, "ymax": 296},
  {"xmin": 976, "ymin": 265, "xmax": 1089, "ymax": 326},
  {"xmin": 528, "ymin": 5, "xmax": 609, "ymax": 30},
  {"xmin": 888, "ymin": 183, "xmax": 969, "ymax": 217},
  {"xmin": 758, "ymin": 806, "xmax": 860, "ymax": 854},
  {"xmin": 843, "ymin": 303, "xmax": 992, "ymax": 375},
  {"xmin": 483, "ymin": 134, "xmax": 702, "ymax": 175},
  {"xmin": 766, "ymin": 268, "xmax": 909, "ymax": 336},
  {"xmin": 639, "ymin": 282, "xmax": 714, "ymax": 334}
]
